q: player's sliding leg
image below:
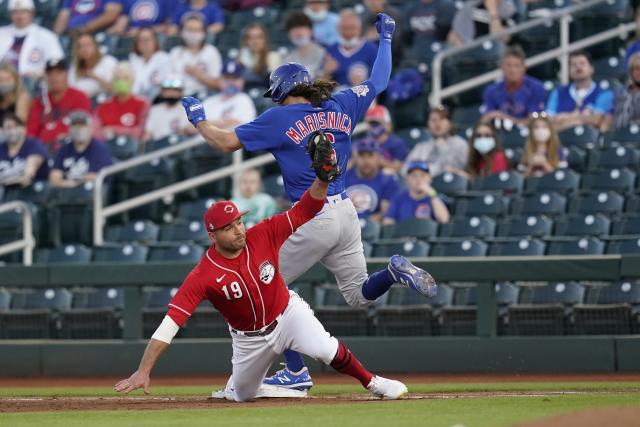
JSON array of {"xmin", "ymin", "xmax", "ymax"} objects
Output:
[{"xmin": 226, "ymin": 334, "xmax": 280, "ymax": 402}]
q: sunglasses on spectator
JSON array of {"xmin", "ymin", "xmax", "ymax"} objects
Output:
[{"xmin": 531, "ymin": 111, "xmax": 549, "ymax": 119}]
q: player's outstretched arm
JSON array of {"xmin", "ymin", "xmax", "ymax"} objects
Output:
[
  {"xmin": 182, "ymin": 96, "xmax": 243, "ymax": 153},
  {"xmin": 114, "ymin": 338, "xmax": 169, "ymax": 394},
  {"xmin": 369, "ymin": 13, "xmax": 396, "ymax": 94}
]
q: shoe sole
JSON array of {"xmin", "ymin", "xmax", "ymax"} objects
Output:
[
  {"xmin": 389, "ymin": 255, "xmax": 437, "ymax": 298},
  {"xmin": 261, "ymin": 381, "xmax": 313, "ymax": 390},
  {"xmin": 211, "ymin": 385, "xmax": 308, "ymax": 400}
]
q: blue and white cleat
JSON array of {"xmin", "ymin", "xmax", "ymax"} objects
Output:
[
  {"xmin": 262, "ymin": 366, "xmax": 313, "ymax": 391},
  {"xmin": 388, "ymin": 254, "xmax": 437, "ymax": 298}
]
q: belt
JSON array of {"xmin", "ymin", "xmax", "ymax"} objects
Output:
[
  {"xmin": 230, "ymin": 319, "xmax": 279, "ymax": 337},
  {"xmin": 326, "ymin": 191, "xmax": 348, "ymax": 205}
]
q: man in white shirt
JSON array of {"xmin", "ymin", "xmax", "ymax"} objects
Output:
[
  {"xmin": 202, "ymin": 61, "xmax": 256, "ymax": 130},
  {"xmin": 143, "ymin": 78, "xmax": 195, "ymax": 143},
  {"xmin": 0, "ymin": 0, "xmax": 64, "ymax": 80}
]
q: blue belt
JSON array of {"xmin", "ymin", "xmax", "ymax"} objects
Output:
[{"xmin": 325, "ymin": 191, "xmax": 348, "ymax": 204}]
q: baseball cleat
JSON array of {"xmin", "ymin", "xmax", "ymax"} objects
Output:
[
  {"xmin": 262, "ymin": 366, "xmax": 313, "ymax": 391},
  {"xmin": 388, "ymin": 255, "xmax": 437, "ymax": 298},
  {"xmin": 211, "ymin": 384, "xmax": 308, "ymax": 400},
  {"xmin": 366, "ymin": 375, "xmax": 408, "ymax": 400}
]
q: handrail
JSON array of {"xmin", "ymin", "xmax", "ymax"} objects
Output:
[
  {"xmin": 431, "ymin": 0, "xmax": 614, "ymax": 105},
  {"xmin": 0, "ymin": 201, "xmax": 34, "ymax": 266}
]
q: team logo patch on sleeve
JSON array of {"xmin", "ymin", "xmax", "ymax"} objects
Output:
[
  {"xmin": 351, "ymin": 85, "xmax": 370, "ymax": 98},
  {"xmin": 259, "ymin": 261, "xmax": 275, "ymax": 284}
]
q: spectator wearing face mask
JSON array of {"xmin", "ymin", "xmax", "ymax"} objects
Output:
[
  {"xmin": 231, "ymin": 168, "xmax": 277, "ymax": 228},
  {"xmin": 169, "ymin": 14, "xmax": 222, "ymax": 96},
  {"xmin": 202, "ymin": 61, "xmax": 256, "ymax": 130},
  {"xmin": 384, "ymin": 161, "xmax": 450, "ymax": 225},
  {"xmin": 169, "ymin": 0, "xmax": 225, "ymax": 36},
  {"xmin": 321, "ymin": 8, "xmax": 377, "ymax": 86},
  {"xmin": 49, "ymin": 110, "xmax": 113, "ymax": 188},
  {"xmin": 614, "ymin": 51, "xmax": 640, "ymax": 129},
  {"xmin": 519, "ymin": 112, "xmax": 566, "ymax": 177},
  {"xmin": 238, "ymin": 23, "xmax": 282, "ymax": 90},
  {"xmin": 303, "ymin": 0, "xmax": 339, "ymax": 47},
  {"xmin": 0, "ymin": 112, "xmax": 49, "ymax": 189},
  {"xmin": 361, "ymin": 105, "xmax": 407, "ymax": 174},
  {"xmin": 143, "ymin": 78, "xmax": 194, "ymax": 142},
  {"xmin": 94, "ymin": 62, "xmax": 150, "ymax": 141},
  {"xmin": 283, "ymin": 11, "xmax": 326, "ymax": 80},
  {"xmin": 0, "ymin": 62, "xmax": 32, "ymax": 124},
  {"xmin": 464, "ymin": 121, "xmax": 509, "ymax": 179}
]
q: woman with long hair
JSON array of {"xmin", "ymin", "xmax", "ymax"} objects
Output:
[
  {"xmin": 68, "ymin": 32, "xmax": 118, "ymax": 98},
  {"xmin": 129, "ymin": 27, "xmax": 170, "ymax": 100},
  {"xmin": 465, "ymin": 120, "xmax": 509, "ymax": 179},
  {"xmin": 0, "ymin": 63, "xmax": 32, "ymax": 123},
  {"xmin": 239, "ymin": 23, "xmax": 282, "ymax": 89},
  {"xmin": 519, "ymin": 112, "xmax": 566, "ymax": 177}
]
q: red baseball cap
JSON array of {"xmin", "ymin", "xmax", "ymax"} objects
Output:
[
  {"xmin": 365, "ymin": 105, "xmax": 391, "ymax": 124},
  {"xmin": 203, "ymin": 200, "xmax": 249, "ymax": 232}
]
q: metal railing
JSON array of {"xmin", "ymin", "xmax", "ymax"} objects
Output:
[
  {"xmin": 0, "ymin": 201, "xmax": 35, "ymax": 266},
  {"xmin": 431, "ymin": 0, "xmax": 632, "ymax": 106},
  {"xmin": 92, "ymin": 135, "xmax": 275, "ymax": 246}
]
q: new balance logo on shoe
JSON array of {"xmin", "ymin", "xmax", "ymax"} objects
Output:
[{"xmin": 278, "ymin": 375, "xmax": 290, "ymax": 384}]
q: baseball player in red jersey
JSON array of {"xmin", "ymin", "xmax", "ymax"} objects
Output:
[{"xmin": 114, "ymin": 133, "xmax": 407, "ymax": 401}]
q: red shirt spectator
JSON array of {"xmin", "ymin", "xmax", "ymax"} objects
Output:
[
  {"xmin": 95, "ymin": 95, "xmax": 149, "ymax": 140},
  {"xmin": 26, "ymin": 59, "xmax": 91, "ymax": 152},
  {"xmin": 466, "ymin": 121, "xmax": 509, "ymax": 178}
]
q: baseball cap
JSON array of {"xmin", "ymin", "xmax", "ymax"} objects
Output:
[
  {"xmin": 204, "ymin": 200, "xmax": 249, "ymax": 232},
  {"xmin": 355, "ymin": 138, "xmax": 380, "ymax": 154},
  {"xmin": 9, "ymin": 0, "xmax": 35, "ymax": 11},
  {"xmin": 68, "ymin": 110, "xmax": 92, "ymax": 126},
  {"xmin": 161, "ymin": 77, "xmax": 184, "ymax": 90},
  {"xmin": 45, "ymin": 58, "xmax": 68, "ymax": 72},
  {"xmin": 407, "ymin": 161, "xmax": 430, "ymax": 173},
  {"xmin": 222, "ymin": 61, "xmax": 245, "ymax": 78},
  {"xmin": 365, "ymin": 105, "xmax": 391, "ymax": 124}
]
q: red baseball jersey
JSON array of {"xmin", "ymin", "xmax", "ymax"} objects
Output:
[
  {"xmin": 166, "ymin": 190, "xmax": 325, "ymax": 331},
  {"xmin": 95, "ymin": 95, "xmax": 149, "ymax": 139}
]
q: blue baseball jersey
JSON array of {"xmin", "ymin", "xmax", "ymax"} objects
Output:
[
  {"xmin": 122, "ymin": 0, "xmax": 169, "ymax": 28},
  {"xmin": 235, "ymin": 81, "xmax": 377, "ymax": 202},
  {"xmin": 385, "ymin": 190, "xmax": 436, "ymax": 222},
  {"xmin": 0, "ymin": 138, "xmax": 50, "ymax": 184},
  {"xmin": 52, "ymin": 139, "xmax": 113, "ymax": 180},
  {"xmin": 326, "ymin": 42, "xmax": 378, "ymax": 86},
  {"xmin": 63, "ymin": 0, "xmax": 122, "ymax": 29},
  {"xmin": 345, "ymin": 168, "xmax": 399, "ymax": 219},
  {"xmin": 482, "ymin": 75, "xmax": 547, "ymax": 119}
]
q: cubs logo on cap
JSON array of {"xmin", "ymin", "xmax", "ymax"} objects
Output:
[{"xmin": 203, "ymin": 200, "xmax": 249, "ymax": 231}]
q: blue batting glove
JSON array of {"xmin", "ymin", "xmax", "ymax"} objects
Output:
[
  {"xmin": 375, "ymin": 13, "xmax": 395, "ymax": 41},
  {"xmin": 182, "ymin": 96, "xmax": 207, "ymax": 127}
]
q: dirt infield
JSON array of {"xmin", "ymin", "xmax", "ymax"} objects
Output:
[
  {"xmin": 514, "ymin": 407, "xmax": 640, "ymax": 427},
  {"xmin": 1, "ymin": 390, "xmax": 636, "ymax": 413}
]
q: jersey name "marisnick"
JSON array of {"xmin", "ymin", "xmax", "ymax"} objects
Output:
[{"xmin": 285, "ymin": 111, "xmax": 352, "ymax": 144}]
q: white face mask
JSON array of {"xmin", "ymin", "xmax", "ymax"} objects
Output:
[
  {"xmin": 290, "ymin": 35, "xmax": 311, "ymax": 48},
  {"xmin": 340, "ymin": 36, "xmax": 360, "ymax": 49},
  {"xmin": 3, "ymin": 128, "xmax": 24, "ymax": 145},
  {"xmin": 304, "ymin": 7, "xmax": 328, "ymax": 22},
  {"xmin": 182, "ymin": 30, "xmax": 205, "ymax": 47},
  {"xmin": 70, "ymin": 126, "xmax": 92, "ymax": 144},
  {"xmin": 533, "ymin": 127, "xmax": 551, "ymax": 143},
  {"xmin": 473, "ymin": 137, "xmax": 496, "ymax": 155}
]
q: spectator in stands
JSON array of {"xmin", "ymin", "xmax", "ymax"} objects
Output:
[
  {"xmin": 0, "ymin": 0, "xmax": 64, "ymax": 81},
  {"xmin": 169, "ymin": 0, "xmax": 225, "ymax": 36},
  {"xmin": 94, "ymin": 62, "xmax": 149, "ymax": 141},
  {"xmin": 546, "ymin": 51, "xmax": 614, "ymax": 131},
  {"xmin": 68, "ymin": 32, "xmax": 118, "ymax": 99},
  {"xmin": 49, "ymin": 110, "xmax": 113, "ymax": 188},
  {"xmin": 383, "ymin": 161, "xmax": 450, "ymax": 225},
  {"xmin": 614, "ymin": 52, "xmax": 640, "ymax": 129},
  {"xmin": 0, "ymin": 63, "xmax": 32, "ymax": 123},
  {"xmin": 238, "ymin": 23, "xmax": 282, "ymax": 89},
  {"xmin": 447, "ymin": 0, "xmax": 516, "ymax": 46},
  {"xmin": 54, "ymin": 0, "xmax": 122, "ymax": 35},
  {"xmin": 481, "ymin": 46, "xmax": 547, "ymax": 126},
  {"xmin": 519, "ymin": 111, "xmax": 566, "ymax": 177},
  {"xmin": 109, "ymin": 0, "xmax": 172, "ymax": 36},
  {"xmin": 169, "ymin": 14, "xmax": 222, "ymax": 96},
  {"xmin": 404, "ymin": 0, "xmax": 456, "ymax": 47},
  {"xmin": 129, "ymin": 28, "xmax": 171, "ymax": 100},
  {"xmin": 222, "ymin": 0, "xmax": 272, "ymax": 10},
  {"xmin": 345, "ymin": 138, "xmax": 399, "ymax": 222},
  {"xmin": 406, "ymin": 106, "xmax": 468, "ymax": 177},
  {"xmin": 321, "ymin": 9, "xmax": 377, "ymax": 86},
  {"xmin": 362, "ymin": 0, "xmax": 402, "ymax": 64},
  {"xmin": 362, "ymin": 105, "xmax": 407, "ymax": 174},
  {"xmin": 231, "ymin": 168, "xmax": 277, "ymax": 228},
  {"xmin": 303, "ymin": 0, "xmax": 339, "ymax": 47},
  {"xmin": 143, "ymin": 78, "xmax": 195, "ymax": 142},
  {"xmin": 27, "ymin": 59, "xmax": 92, "ymax": 153},
  {"xmin": 202, "ymin": 61, "xmax": 256, "ymax": 130},
  {"xmin": 0, "ymin": 112, "xmax": 49, "ymax": 189},
  {"xmin": 464, "ymin": 121, "xmax": 509, "ymax": 179},
  {"xmin": 283, "ymin": 12, "xmax": 326, "ymax": 80}
]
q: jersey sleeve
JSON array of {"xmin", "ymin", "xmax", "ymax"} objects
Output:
[
  {"xmin": 332, "ymin": 80, "xmax": 377, "ymax": 126},
  {"xmin": 234, "ymin": 108, "xmax": 283, "ymax": 152},
  {"xmin": 166, "ymin": 268, "xmax": 207, "ymax": 327}
]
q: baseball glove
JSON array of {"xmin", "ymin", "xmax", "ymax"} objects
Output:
[{"xmin": 307, "ymin": 130, "xmax": 340, "ymax": 182}]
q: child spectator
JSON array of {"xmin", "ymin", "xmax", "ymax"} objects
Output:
[{"xmin": 519, "ymin": 112, "xmax": 566, "ymax": 177}]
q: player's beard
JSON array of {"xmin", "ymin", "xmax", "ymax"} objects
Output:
[{"xmin": 219, "ymin": 235, "xmax": 246, "ymax": 253}]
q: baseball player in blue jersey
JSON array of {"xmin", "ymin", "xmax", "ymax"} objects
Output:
[{"xmin": 182, "ymin": 13, "xmax": 436, "ymax": 394}]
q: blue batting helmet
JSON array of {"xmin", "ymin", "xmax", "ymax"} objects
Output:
[{"xmin": 263, "ymin": 62, "xmax": 311, "ymax": 103}]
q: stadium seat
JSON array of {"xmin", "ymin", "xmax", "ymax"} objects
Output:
[
  {"xmin": 59, "ymin": 288, "xmax": 124, "ymax": 339},
  {"xmin": 557, "ymin": 126, "xmax": 599, "ymax": 149},
  {"xmin": 313, "ymin": 285, "xmax": 369, "ymax": 336},
  {"xmin": 372, "ymin": 240, "xmax": 430, "ymax": 257},
  {"xmin": 455, "ymin": 194, "xmax": 509, "ymax": 218},
  {"xmin": 592, "ymin": 146, "xmax": 640, "ymax": 170},
  {"xmin": 592, "ymin": 56, "xmax": 626, "ymax": 82},
  {"xmin": 35, "ymin": 244, "xmax": 92, "ymax": 264},
  {"xmin": 147, "ymin": 244, "xmax": 204, "ymax": 262},
  {"xmin": 143, "ymin": 287, "xmax": 179, "ymax": 338},
  {"xmin": 500, "ymin": 128, "xmax": 527, "ymax": 149},
  {"xmin": 611, "ymin": 215, "xmax": 640, "ymax": 236},
  {"xmin": 582, "ymin": 168, "xmax": 636, "ymax": 193},
  {"xmin": 564, "ymin": 146, "xmax": 588, "ymax": 172},
  {"xmin": 439, "ymin": 216, "xmax": 496, "ymax": 239},
  {"xmin": 105, "ymin": 220, "xmax": 159, "ymax": 244},
  {"xmin": 229, "ymin": 6, "xmax": 278, "ymax": 29},
  {"xmin": 574, "ymin": 281, "xmax": 640, "ymax": 334},
  {"xmin": 554, "ymin": 214, "xmax": 611, "ymax": 238},
  {"xmin": 570, "ymin": 191, "xmax": 624, "ymax": 215},
  {"xmin": 106, "ymin": 135, "xmax": 138, "ymax": 160},
  {"xmin": 547, "ymin": 237, "xmax": 605, "ymax": 256},
  {"xmin": 392, "ymin": 218, "xmax": 438, "ymax": 240},
  {"xmin": 396, "ymin": 127, "xmax": 430, "ymax": 149},
  {"xmin": 122, "ymin": 158, "xmax": 176, "ymax": 221},
  {"xmin": 452, "ymin": 105, "xmax": 483, "ymax": 130},
  {"xmin": 360, "ymin": 219, "xmax": 381, "ymax": 242},
  {"xmin": 472, "ymin": 171, "xmax": 524, "ymax": 194},
  {"xmin": 389, "ymin": 93, "xmax": 429, "ymax": 130},
  {"xmin": 2, "ymin": 181, "xmax": 51, "ymax": 205},
  {"xmin": 432, "ymin": 172, "xmax": 469, "ymax": 196},
  {"xmin": 510, "ymin": 192, "xmax": 567, "ymax": 217},
  {"xmin": 1, "ymin": 288, "xmax": 72, "ymax": 339},
  {"xmin": 488, "ymin": 238, "xmax": 546, "ymax": 256},
  {"xmin": 497, "ymin": 215, "xmax": 554, "ymax": 238},
  {"xmin": 606, "ymin": 238, "xmax": 640, "ymax": 255},
  {"xmin": 530, "ymin": 169, "xmax": 581, "ymax": 194},
  {"xmin": 178, "ymin": 198, "xmax": 216, "ymax": 222},
  {"xmin": 431, "ymin": 239, "xmax": 488, "ymax": 257},
  {"xmin": 602, "ymin": 125, "xmax": 640, "ymax": 147},
  {"xmin": 92, "ymin": 244, "xmax": 148, "ymax": 263},
  {"xmin": 159, "ymin": 221, "xmax": 209, "ymax": 244},
  {"xmin": 46, "ymin": 184, "xmax": 102, "ymax": 245}
]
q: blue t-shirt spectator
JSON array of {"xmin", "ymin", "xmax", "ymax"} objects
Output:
[
  {"xmin": 52, "ymin": 139, "xmax": 113, "ymax": 181},
  {"xmin": 385, "ymin": 190, "xmax": 436, "ymax": 222},
  {"xmin": 546, "ymin": 82, "xmax": 614, "ymax": 115},
  {"xmin": 482, "ymin": 75, "xmax": 547, "ymax": 120},
  {"xmin": 122, "ymin": 0, "xmax": 170, "ymax": 28},
  {"xmin": 379, "ymin": 134, "xmax": 408, "ymax": 163},
  {"xmin": 172, "ymin": 1, "xmax": 224, "ymax": 27},
  {"xmin": 326, "ymin": 41, "xmax": 377, "ymax": 86},
  {"xmin": 0, "ymin": 138, "xmax": 49, "ymax": 185},
  {"xmin": 63, "ymin": 0, "xmax": 123, "ymax": 29},
  {"xmin": 345, "ymin": 168, "xmax": 399, "ymax": 219}
]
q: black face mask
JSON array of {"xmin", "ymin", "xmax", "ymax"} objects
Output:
[{"xmin": 161, "ymin": 97, "xmax": 181, "ymax": 105}]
